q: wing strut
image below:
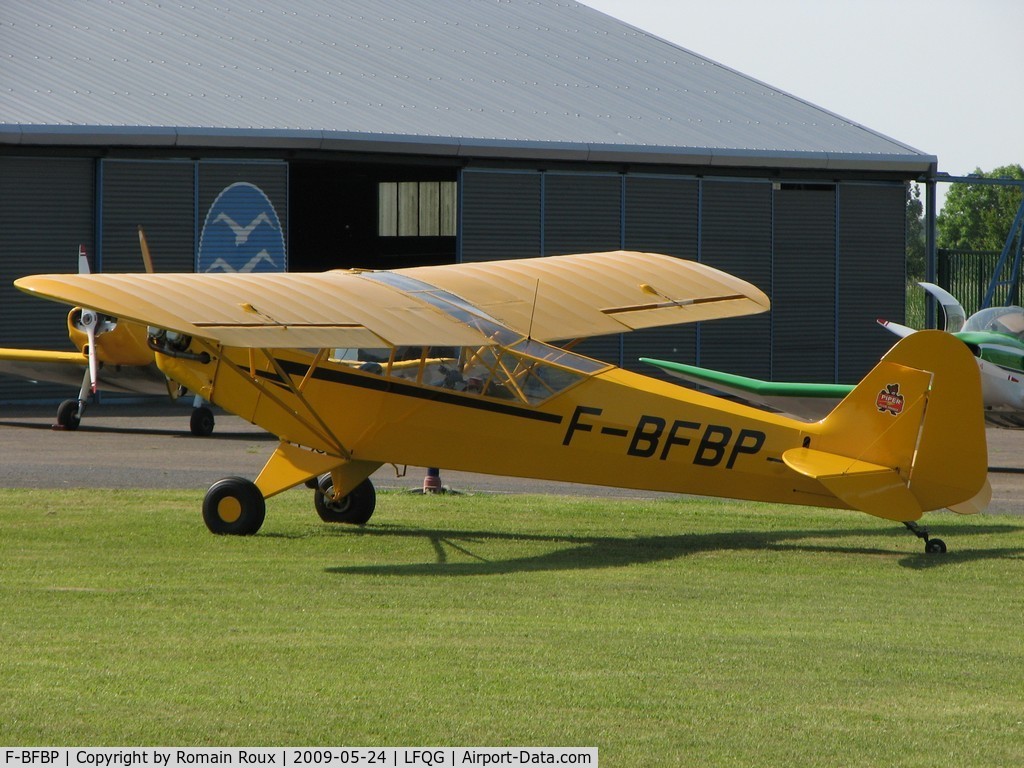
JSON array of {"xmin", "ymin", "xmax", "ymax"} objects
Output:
[
  {"xmin": 263, "ymin": 351, "xmax": 351, "ymax": 459},
  {"xmin": 199, "ymin": 340, "xmax": 351, "ymax": 460}
]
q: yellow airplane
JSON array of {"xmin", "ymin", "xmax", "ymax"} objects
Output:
[
  {"xmin": 15, "ymin": 250, "xmax": 989, "ymax": 553},
  {"xmin": 0, "ymin": 231, "xmax": 217, "ymax": 435}
]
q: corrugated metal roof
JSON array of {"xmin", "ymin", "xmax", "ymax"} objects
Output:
[{"xmin": 0, "ymin": 0, "xmax": 934, "ymax": 172}]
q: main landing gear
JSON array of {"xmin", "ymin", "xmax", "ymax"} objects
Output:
[
  {"xmin": 313, "ymin": 474, "xmax": 377, "ymax": 525},
  {"xmin": 189, "ymin": 405, "xmax": 215, "ymax": 437},
  {"xmin": 904, "ymin": 521, "xmax": 947, "ymax": 554},
  {"xmin": 202, "ymin": 477, "xmax": 266, "ymax": 535},
  {"xmin": 55, "ymin": 398, "xmax": 216, "ymax": 434},
  {"xmin": 53, "ymin": 378, "xmax": 216, "ymax": 436},
  {"xmin": 201, "ymin": 475, "xmax": 377, "ymax": 534}
]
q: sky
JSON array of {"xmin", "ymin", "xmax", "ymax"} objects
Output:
[{"xmin": 584, "ymin": 0, "xmax": 1023, "ymax": 205}]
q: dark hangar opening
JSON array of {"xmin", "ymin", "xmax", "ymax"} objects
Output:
[{"xmin": 288, "ymin": 160, "xmax": 458, "ymax": 272}]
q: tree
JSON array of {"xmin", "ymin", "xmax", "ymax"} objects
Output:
[
  {"xmin": 937, "ymin": 164, "xmax": 1024, "ymax": 251},
  {"xmin": 905, "ymin": 182, "xmax": 925, "ymax": 280}
]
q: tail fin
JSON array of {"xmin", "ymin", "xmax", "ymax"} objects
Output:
[{"xmin": 783, "ymin": 331, "xmax": 987, "ymax": 521}]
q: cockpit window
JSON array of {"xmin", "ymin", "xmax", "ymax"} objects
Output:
[
  {"xmin": 962, "ymin": 306, "xmax": 1024, "ymax": 339},
  {"xmin": 331, "ymin": 271, "xmax": 611, "ymax": 404}
]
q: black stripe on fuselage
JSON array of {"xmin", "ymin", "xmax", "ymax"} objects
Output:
[{"xmin": 269, "ymin": 358, "xmax": 564, "ymax": 424}]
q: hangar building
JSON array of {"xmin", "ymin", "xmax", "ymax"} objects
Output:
[{"xmin": 0, "ymin": 0, "xmax": 934, "ymax": 402}]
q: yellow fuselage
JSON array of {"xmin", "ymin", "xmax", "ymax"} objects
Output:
[{"xmin": 159, "ymin": 345, "xmax": 842, "ymax": 510}]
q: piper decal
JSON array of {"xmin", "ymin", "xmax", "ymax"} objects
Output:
[{"xmin": 876, "ymin": 383, "xmax": 905, "ymax": 415}]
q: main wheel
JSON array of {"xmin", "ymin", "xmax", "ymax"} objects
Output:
[
  {"xmin": 189, "ymin": 406, "xmax": 215, "ymax": 437},
  {"xmin": 202, "ymin": 477, "xmax": 266, "ymax": 535},
  {"xmin": 314, "ymin": 475, "xmax": 376, "ymax": 525},
  {"xmin": 56, "ymin": 399, "xmax": 82, "ymax": 430}
]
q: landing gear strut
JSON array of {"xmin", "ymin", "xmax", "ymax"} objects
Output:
[
  {"xmin": 904, "ymin": 521, "xmax": 947, "ymax": 554},
  {"xmin": 54, "ymin": 366, "xmax": 95, "ymax": 430}
]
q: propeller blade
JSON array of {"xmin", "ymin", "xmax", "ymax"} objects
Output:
[
  {"xmin": 876, "ymin": 318, "xmax": 916, "ymax": 338},
  {"xmin": 138, "ymin": 226, "xmax": 156, "ymax": 274},
  {"xmin": 78, "ymin": 245, "xmax": 91, "ymax": 275}
]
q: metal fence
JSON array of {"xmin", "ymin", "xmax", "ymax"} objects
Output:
[{"xmin": 936, "ymin": 249, "xmax": 1016, "ymax": 316}]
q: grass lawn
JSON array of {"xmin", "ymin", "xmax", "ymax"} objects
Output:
[{"xmin": 0, "ymin": 487, "xmax": 1022, "ymax": 765}]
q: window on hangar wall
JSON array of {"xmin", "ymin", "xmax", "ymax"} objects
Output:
[{"xmin": 378, "ymin": 181, "xmax": 457, "ymax": 237}]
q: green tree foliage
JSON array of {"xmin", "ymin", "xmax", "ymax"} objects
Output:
[
  {"xmin": 906, "ymin": 182, "xmax": 925, "ymax": 280},
  {"xmin": 937, "ymin": 164, "xmax": 1024, "ymax": 251}
]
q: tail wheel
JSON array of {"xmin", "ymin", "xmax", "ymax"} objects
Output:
[
  {"xmin": 314, "ymin": 475, "xmax": 376, "ymax": 525},
  {"xmin": 925, "ymin": 538, "xmax": 947, "ymax": 555},
  {"xmin": 203, "ymin": 477, "xmax": 265, "ymax": 535}
]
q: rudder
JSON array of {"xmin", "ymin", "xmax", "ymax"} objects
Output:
[{"xmin": 789, "ymin": 331, "xmax": 987, "ymax": 519}]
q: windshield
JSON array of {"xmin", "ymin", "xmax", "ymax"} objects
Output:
[
  {"xmin": 962, "ymin": 306, "xmax": 1024, "ymax": 340},
  {"xmin": 331, "ymin": 271, "xmax": 610, "ymax": 405}
]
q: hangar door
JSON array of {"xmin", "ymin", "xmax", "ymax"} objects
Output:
[
  {"xmin": 461, "ymin": 170, "xmax": 726, "ymax": 376},
  {"xmin": 0, "ymin": 157, "xmax": 95, "ymax": 401},
  {"xmin": 459, "ymin": 169, "xmax": 905, "ymax": 384},
  {"xmin": 99, "ymin": 159, "xmax": 288, "ymax": 273},
  {"xmin": 837, "ymin": 183, "xmax": 907, "ymax": 381},
  {"xmin": 771, "ymin": 181, "xmax": 907, "ymax": 383},
  {"xmin": 0, "ymin": 158, "xmax": 289, "ymax": 403},
  {"xmin": 772, "ymin": 183, "xmax": 837, "ymax": 383}
]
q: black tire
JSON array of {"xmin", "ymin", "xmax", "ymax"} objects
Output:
[
  {"xmin": 925, "ymin": 538, "xmax": 947, "ymax": 555},
  {"xmin": 190, "ymin": 406, "xmax": 216, "ymax": 437},
  {"xmin": 202, "ymin": 477, "xmax": 266, "ymax": 535},
  {"xmin": 314, "ymin": 475, "xmax": 376, "ymax": 525},
  {"xmin": 56, "ymin": 399, "xmax": 82, "ymax": 430}
]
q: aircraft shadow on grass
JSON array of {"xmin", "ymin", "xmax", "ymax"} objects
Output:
[{"xmin": 321, "ymin": 522, "xmax": 1024, "ymax": 577}]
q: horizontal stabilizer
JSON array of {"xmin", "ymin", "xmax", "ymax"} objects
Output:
[
  {"xmin": 783, "ymin": 447, "xmax": 922, "ymax": 521},
  {"xmin": 948, "ymin": 479, "xmax": 991, "ymax": 516}
]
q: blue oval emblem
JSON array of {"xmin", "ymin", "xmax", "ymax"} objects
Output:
[{"xmin": 198, "ymin": 182, "xmax": 286, "ymax": 273}]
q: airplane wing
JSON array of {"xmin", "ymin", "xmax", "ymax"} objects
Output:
[
  {"xmin": 16, "ymin": 251, "xmax": 770, "ymax": 350},
  {"xmin": 0, "ymin": 348, "xmax": 87, "ymax": 389},
  {"xmin": 0, "ymin": 347, "xmax": 85, "ymax": 367},
  {"xmin": 402, "ymin": 250, "xmax": 770, "ymax": 340},
  {"xmin": 0, "ymin": 347, "xmax": 168, "ymax": 394},
  {"xmin": 641, "ymin": 357, "xmax": 852, "ymax": 421}
]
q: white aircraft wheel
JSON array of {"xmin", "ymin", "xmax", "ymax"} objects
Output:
[
  {"xmin": 56, "ymin": 399, "xmax": 82, "ymax": 430},
  {"xmin": 202, "ymin": 477, "xmax": 266, "ymax": 535},
  {"xmin": 314, "ymin": 475, "xmax": 376, "ymax": 525},
  {"xmin": 189, "ymin": 406, "xmax": 215, "ymax": 437}
]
